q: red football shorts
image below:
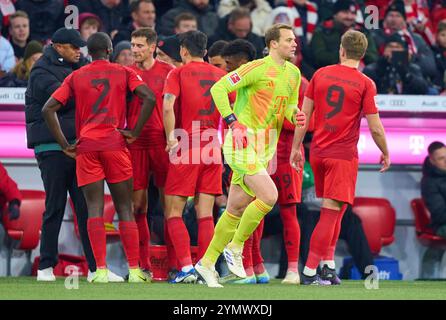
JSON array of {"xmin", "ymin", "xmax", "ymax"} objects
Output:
[
  {"xmin": 165, "ymin": 161, "xmax": 223, "ymax": 197},
  {"xmin": 270, "ymin": 163, "xmax": 303, "ymax": 205},
  {"xmin": 129, "ymin": 147, "xmax": 169, "ymax": 191},
  {"xmin": 310, "ymin": 155, "xmax": 359, "ymax": 205},
  {"xmin": 76, "ymin": 149, "xmax": 133, "ymax": 187}
]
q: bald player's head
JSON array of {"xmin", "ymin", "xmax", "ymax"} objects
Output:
[{"xmin": 87, "ymin": 32, "xmax": 113, "ymax": 59}]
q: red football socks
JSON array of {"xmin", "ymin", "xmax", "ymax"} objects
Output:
[
  {"xmin": 252, "ymin": 219, "xmax": 265, "ymax": 267},
  {"xmin": 87, "ymin": 217, "xmax": 107, "ymax": 269},
  {"xmin": 305, "ymin": 207, "xmax": 340, "ymax": 270},
  {"xmin": 279, "ymin": 204, "xmax": 300, "ymax": 269},
  {"xmin": 135, "ymin": 213, "xmax": 151, "ymax": 270},
  {"xmin": 323, "ymin": 204, "xmax": 347, "ymax": 261},
  {"xmin": 119, "ymin": 221, "xmax": 140, "ymax": 269},
  {"xmin": 167, "ymin": 217, "xmax": 192, "ymax": 268},
  {"xmin": 243, "ymin": 235, "xmax": 254, "ymax": 270},
  {"xmin": 164, "ymin": 219, "xmax": 179, "ymax": 270},
  {"xmin": 197, "ymin": 216, "xmax": 214, "ymax": 261}
]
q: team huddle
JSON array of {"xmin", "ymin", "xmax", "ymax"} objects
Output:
[{"xmin": 41, "ymin": 23, "xmax": 390, "ymax": 287}]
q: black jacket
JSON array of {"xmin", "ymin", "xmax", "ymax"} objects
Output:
[
  {"xmin": 15, "ymin": 0, "xmax": 65, "ymax": 42},
  {"xmin": 363, "ymin": 57, "xmax": 429, "ymax": 95},
  {"xmin": 208, "ymin": 15, "xmax": 265, "ymax": 59},
  {"xmin": 421, "ymin": 157, "xmax": 446, "ymax": 231},
  {"xmin": 371, "ymin": 29, "xmax": 438, "ymax": 82},
  {"xmin": 159, "ymin": 0, "xmax": 219, "ymax": 37},
  {"xmin": 432, "ymin": 45, "xmax": 446, "ymax": 91},
  {"xmin": 25, "ymin": 45, "xmax": 87, "ymax": 148},
  {"xmin": 0, "ymin": 73, "xmax": 28, "ymax": 87}
]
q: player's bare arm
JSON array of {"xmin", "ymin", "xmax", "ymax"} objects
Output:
[
  {"xmin": 290, "ymin": 97, "xmax": 314, "ymax": 171},
  {"xmin": 119, "ymin": 84, "xmax": 156, "ymax": 144},
  {"xmin": 365, "ymin": 113, "xmax": 391, "ymax": 173},
  {"xmin": 42, "ymin": 97, "xmax": 75, "ymax": 158},
  {"xmin": 163, "ymin": 92, "xmax": 178, "ymax": 153}
]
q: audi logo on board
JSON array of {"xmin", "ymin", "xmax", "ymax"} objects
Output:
[{"xmin": 389, "ymin": 99, "xmax": 406, "ymax": 106}]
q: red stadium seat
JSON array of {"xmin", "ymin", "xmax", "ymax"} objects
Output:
[
  {"xmin": 69, "ymin": 194, "xmax": 120, "ymax": 239},
  {"xmin": 410, "ymin": 198, "xmax": 446, "ymax": 250},
  {"xmin": 352, "ymin": 197, "xmax": 396, "ymax": 255},
  {"xmin": 2, "ymin": 190, "xmax": 46, "ymax": 275}
]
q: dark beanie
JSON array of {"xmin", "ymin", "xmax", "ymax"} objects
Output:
[
  {"xmin": 112, "ymin": 40, "xmax": 131, "ymax": 62},
  {"xmin": 24, "ymin": 40, "xmax": 43, "ymax": 61},
  {"xmin": 385, "ymin": 0, "xmax": 406, "ymax": 20},
  {"xmin": 384, "ymin": 33, "xmax": 408, "ymax": 48},
  {"xmin": 157, "ymin": 35, "xmax": 182, "ymax": 63},
  {"xmin": 333, "ymin": 0, "xmax": 357, "ymax": 15}
]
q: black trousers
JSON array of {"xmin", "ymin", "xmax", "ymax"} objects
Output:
[{"xmin": 36, "ymin": 151, "xmax": 96, "ymax": 271}]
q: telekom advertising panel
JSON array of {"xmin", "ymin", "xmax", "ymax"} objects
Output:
[{"xmin": 0, "ymin": 92, "xmax": 445, "ymax": 164}]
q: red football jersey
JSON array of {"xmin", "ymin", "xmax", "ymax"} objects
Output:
[
  {"xmin": 127, "ymin": 60, "xmax": 174, "ymax": 149},
  {"xmin": 52, "ymin": 60, "xmax": 145, "ymax": 154},
  {"xmin": 305, "ymin": 64, "xmax": 378, "ymax": 160},
  {"xmin": 163, "ymin": 61, "xmax": 227, "ymax": 146},
  {"xmin": 276, "ymin": 76, "xmax": 309, "ymax": 164}
]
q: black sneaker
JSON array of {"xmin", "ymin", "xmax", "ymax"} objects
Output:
[
  {"xmin": 301, "ymin": 273, "xmax": 331, "ymax": 286},
  {"xmin": 320, "ymin": 264, "xmax": 342, "ymax": 285}
]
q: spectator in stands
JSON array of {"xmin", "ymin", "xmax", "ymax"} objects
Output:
[
  {"xmin": 15, "ymin": 0, "xmax": 65, "ymax": 43},
  {"xmin": 8, "ymin": 10, "xmax": 30, "ymax": 60},
  {"xmin": 268, "ymin": 0, "xmax": 318, "ymax": 59},
  {"xmin": 79, "ymin": 13, "xmax": 101, "ymax": 42},
  {"xmin": 0, "ymin": 40, "xmax": 43, "ymax": 87},
  {"xmin": 312, "ymin": 0, "xmax": 337, "ymax": 22},
  {"xmin": 209, "ymin": 8, "xmax": 265, "ymax": 59},
  {"xmin": 0, "ymin": 31, "xmax": 15, "ymax": 76},
  {"xmin": 159, "ymin": 0, "xmax": 219, "ymax": 37},
  {"xmin": 371, "ymin": 0, "xmax": 437, "ymax": 83},
  {"xmin": 363, "ymin": 33, "xmax": 429, "ymax": 94},
  {"xmin": 78, "ymin": 13, "xmax": 102, "ymax": 59},
  {"xmin": 156, "ymin": 34, "xmax": 183, "ymax": 67},
  {"xmin": 25, "ymin": 28, "xmax": 101, "ymax": 282},
  {"xmin": 208, "ymin": 40, "xmax": 228, "ymax": 70},
  {"xmin": 404, "ymin": 0, "xmax": 435, "ymax": 47},
  {"xmin": 217, "ymin": 0, "xmax": 272, "ymax": 37},
  {"xmin": 174, "ymin": 12, "xmax": 198, "ymax": 34},
  {"xmin": 71, "ymin": 0, "xmax": 131, "ymax": 38},
  {"xmin": 432, "ymin": 22, "xmax": 446, "ymax": 93},
  {"xmin": 431, "ymin": 1, "xmax": 446, "ymax": 34},
  {"xmin": 113, "ymin": 0, "xmax": 156, "ymax": 45},
  {"xmin": 112, "ymin": 40, "xmax": 134, "ymax": 66},
  {"xmin": 310, "ymin": 0, "xmax": 377, "ymax": 68},
  {"xmin": 0, "ymin": 161, "xmax": 22, "ymax": 222},
  {"xmin": 421, "ymin": 141, "xmax": 446, "ymax": 239}
]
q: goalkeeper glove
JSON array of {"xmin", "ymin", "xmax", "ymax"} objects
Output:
[{"xmin": 230, "ymin": 121, "xmax": 248, "ymax": 150}]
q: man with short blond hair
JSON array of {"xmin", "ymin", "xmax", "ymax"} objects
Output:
[{"xmin": 291, "ymin": 29, "xmax": 390, "ymax": 285}]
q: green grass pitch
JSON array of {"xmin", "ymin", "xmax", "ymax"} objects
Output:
[{"xmin": 0, "ymin": 278, "xmax": 445, "ymax": 300}]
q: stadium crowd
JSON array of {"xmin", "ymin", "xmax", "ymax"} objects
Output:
[
  {"xmin": 0, "ymin": 0, "xmax": 445, "ymax": 285},
  {"xmin": 1, "ymin": 0, "xmax": 446, "ymax": 94}
]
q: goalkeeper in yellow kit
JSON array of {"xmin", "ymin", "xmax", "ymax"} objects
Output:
[{"xmin": 195, "ymin": 24, "xmax": 307, "ymax": 287}]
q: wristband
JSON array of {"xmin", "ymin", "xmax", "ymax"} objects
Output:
[{"xmin": 224, "ymin": 113, "xmax": 237, "ymax": 126}]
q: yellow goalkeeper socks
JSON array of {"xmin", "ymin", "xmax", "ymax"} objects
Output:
[
  {"xmin": 202, "ymin": 210, "xmax": 241, "ymax": 266},
  {"xmin": 231, "ymin": 199, "xmax": 272, "ymax": 247}
]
